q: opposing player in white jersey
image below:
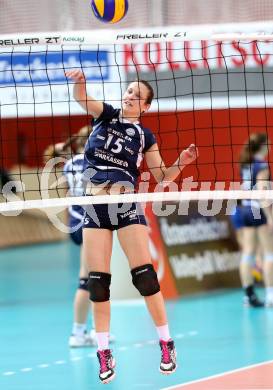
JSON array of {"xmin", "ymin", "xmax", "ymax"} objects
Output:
[{"xmin": 66, "ymin": 69, "xmax": 198, "ymax": 384}]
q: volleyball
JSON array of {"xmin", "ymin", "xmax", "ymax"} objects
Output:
[{"xmin": 91, "ymin": 0, "xmax": 129, "ymax": 24}]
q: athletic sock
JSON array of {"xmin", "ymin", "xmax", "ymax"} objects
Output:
[
  {"xmin": 72, "ymin": 323, "xmax": 87, "ymax": 337},
  {"xmin": 156, "ymin": 324, "xmax": 171, "ymax": 341},
  {"xmin": 266, "ymin": 287, "xmax": 273, "ymax": 301},
  {"xmin": 96, "ymin": 332, "xmax": 109, "ymax": 350}
]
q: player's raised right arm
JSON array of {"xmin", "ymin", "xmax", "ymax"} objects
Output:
[{"xmin": 65, "ymin": 70, "xmax": 103, "ymax": 118}]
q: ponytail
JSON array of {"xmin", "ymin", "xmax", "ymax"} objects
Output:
[{"xmin": 239, "ymin": 132, "xmax": 268, "ymax": 168}]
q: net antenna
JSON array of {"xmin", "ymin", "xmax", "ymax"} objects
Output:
[{"xmin": 1, "ymin": 26, "xmax": 273, "ymax": 213}]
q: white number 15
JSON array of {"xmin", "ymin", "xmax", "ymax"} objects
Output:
[{"xmin": 105, "ymin": 134, "xmax": 124, "ymax": 153}]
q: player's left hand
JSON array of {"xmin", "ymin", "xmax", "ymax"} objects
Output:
[{"xmin": 179, "ymin": 144, "xmax": 198, "ymax": 166}]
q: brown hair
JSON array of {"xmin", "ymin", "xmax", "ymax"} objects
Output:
[
  {"xmin": 71, "ymin": 125, "xmax": 92, "ymax": 151},
  {"xmin": 239, "ymin": 132, "xmax": 268, "ymax": 167},
  {"xmin": 43, "ymin": 142, "xmax": 73, "ymax": 164},
  {"xmin": 135, "ymin": 79, "xmax": 154, "ymax": 105},
  {"xmin": 43, "ymin": 125, "xmax": 92, "ymax": 164}
]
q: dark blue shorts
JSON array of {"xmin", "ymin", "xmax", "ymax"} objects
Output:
[
  {"xmin": 82, "ymin": 201, "xmax": 147, "ymax": 230},
  {"xmin": 70, "ymin": 226, "xmax": 83, "ymax": 245},
  {"xmin": 68, "ymin": 206, "xmax": 84, "ymax": 245},
  {"xmin": 230, "ymin": 205, "xmax": 267, "ymax": 229}
]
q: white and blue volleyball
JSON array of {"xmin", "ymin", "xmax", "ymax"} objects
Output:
[{"xmin": 91, "ymin": 0, "xmax": 129, "ymax": 24}]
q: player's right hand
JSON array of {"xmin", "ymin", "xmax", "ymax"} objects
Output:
[{"xmin": 65, "ymin": 69, "xmax": 86, "ymax": 82}]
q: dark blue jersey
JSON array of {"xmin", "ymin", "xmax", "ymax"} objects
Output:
[
  {"xmin": 241, "ymin": 158, "xmax": 269, "ymax": 209},
  {"xmin": 241, "ymin": 159, "xmax": 269, "ymax": 190},
  {"xmin": 83, "ymin": 103, "xmax": 157, "ymax": 187},
  {"xmin": 63, "ymin": 154, "xmax": 85, "ymax": 222}
]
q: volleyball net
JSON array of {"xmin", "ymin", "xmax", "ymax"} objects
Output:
[{"xmin": 1, "ymin": 26, "xmax": 273, "ymax": 213}]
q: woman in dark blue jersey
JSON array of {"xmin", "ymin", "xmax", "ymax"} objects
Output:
[
  {"xmin": 232, "ymin": 133, "xmax": 273, "ymax": 308},
  {"xmin": 66, "ymin": 69, "xmax": 198, "ymax": 384}
]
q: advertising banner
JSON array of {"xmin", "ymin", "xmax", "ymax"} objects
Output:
[
  {"xmin": 1, "ymin": 30, "xmax": 273, "ymax": 118},
  {"xmin": 123, "ymin": 40, "xmax": 273, "ymax": 111},
  {"xmin": 0, "ymin": 45, "xmax": 124, "ymax": 117},
  {"xmin": 154, "ymin": 201, "xmax": 241, "ymax": 295}
]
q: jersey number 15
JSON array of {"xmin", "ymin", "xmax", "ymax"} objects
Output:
[{"xmin": 105, "ymin": 134, "xmax": 125, "ymax": 154}]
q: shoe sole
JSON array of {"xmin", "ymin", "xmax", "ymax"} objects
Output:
[
  {"xmin": 99, "ymin": 358, "xmax": 116, "ymax": 384},
  {"xmin": 243, "ymin": 301, "xmax": 264, "ymax": 308},
  {"xmin": 243, "ymin": 303, "xmax": 264, "ymax": 308},
  {"xmin": 101, "ymin": 372, "xmax": 116, "ymax": 384},
  {"xmin": 159, "ymin": 365, "xmax": 177, "ymax": 375}
]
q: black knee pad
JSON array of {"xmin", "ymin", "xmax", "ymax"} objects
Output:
[
  {"xmin": 78, "ymin": 278, "xmax": 88, "ymax": 291},
  {"xmin": 131, "ymin": 264, "xmax": 160, "ymax": 297},
  {"xmin": 88, "ymin": 272, "xmax": 111, "ymax": 302}
]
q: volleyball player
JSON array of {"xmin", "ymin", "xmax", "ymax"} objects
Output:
[
  {"xmin": 234, "ymin": 133, "xmax": 273, "ymax": 307},
  {"xmin": 0, "ymin": 167, "xmax": 16, "ymax": 193},
  {"xmin": 44, "ymin": 127, "xmax": 115, "ymax": 347},
  {"xmin": 66, "ymin": 69, "xmax": 198, "ymax": 384},
  {"xmin": 230, "ymin": 207, "xmax": 263, "ymax": 284},
  {"xmin": 62, "ymin": 126, "xmax": 98, "ymax": 347}
]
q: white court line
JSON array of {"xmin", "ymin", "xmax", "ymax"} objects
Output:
[
  {"xmin": 133, "ymin": 343, "xmax": 143, "ymax": 348},
  {"xmin": 146, "ymin": 340, "xmax": 157, "ymax": 345},
  {"xmin": 161, "ymin": 359, "xmax": 273, "ymax": 390},
  {"xmin": 1, "ymin": 331, "xmax": 198, "ymax": 377},
  {"xmin": 70, "ymin": 356, "xmax": 83, "ymax": 361},
  {"xmin": 188, "ymin": 331, "xmax": 198, "ymax": 336},
  {"xmin": 37, "ymin": 364, "xmax": 50, "ymax": 368},
  {"xmin": 87, "ymin": 353, "xmax": 96, "ymax": 358},
  {"xmin": 118, "ymin": 346, "xmax": 128, "ymax": 351}
]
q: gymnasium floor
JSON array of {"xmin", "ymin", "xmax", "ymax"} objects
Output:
[{"xmin": 1, "ymin": 241, "xmax": 273, "ymax": 390}]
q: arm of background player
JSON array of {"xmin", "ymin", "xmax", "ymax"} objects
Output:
[{"xmin": 256, "ymin": 168, "xmax": 273, "ymax": 225}]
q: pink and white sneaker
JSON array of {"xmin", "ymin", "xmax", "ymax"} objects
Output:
[
  {"xmin": 97, "ymin": 349, "xmax": 116, "ymax": 384},
  {"xmin": 159, "ymin": 339, "xmax": 177, "ymax": 375}
]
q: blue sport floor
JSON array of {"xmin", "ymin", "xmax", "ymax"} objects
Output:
[{"xmin": 0, "ymin": 241, "xmax": 273, "ymax": 390}]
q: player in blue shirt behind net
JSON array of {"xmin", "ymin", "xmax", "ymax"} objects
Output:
[
  {"xmin": 62, "ymin": 128, "xmax": 95, "ymax": 347},
  {"xmin": 66, "ymin": 69, "xmax": 198, "ymax": 384},
  {"xmin": 61, "ymin": 126, "xmax": 99, "ymax": 347},
  {"xmin": 231, "ymin": 132, "xmax": 273, "ymax": 308},
  {"xmin": 44, "ymin": 127, "xmax": 115, "ymax": 348}
]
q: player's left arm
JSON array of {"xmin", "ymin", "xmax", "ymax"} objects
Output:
[
  {"xmin": 145, "ymin": 143, "xmax": 198, "ymax": 184},
  {"xmin": 256, "ymin": 167, "xmax": 273, "ymax": 224}
]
